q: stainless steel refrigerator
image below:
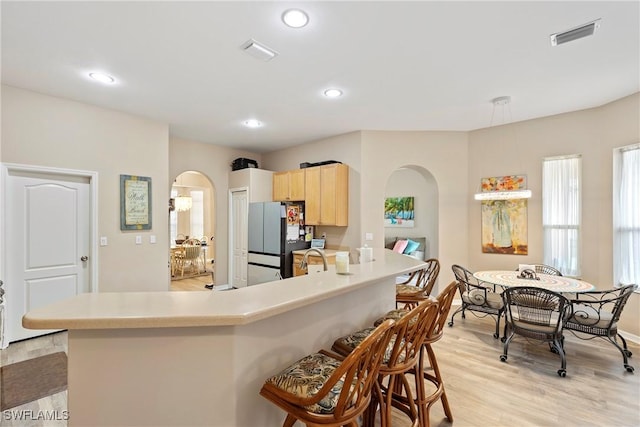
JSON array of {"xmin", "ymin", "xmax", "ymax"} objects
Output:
[{"xmin": 247, "ymin": 201, "xmax": 310, "ymax": 286}]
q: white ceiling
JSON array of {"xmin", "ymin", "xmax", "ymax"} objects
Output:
[{"xmin": 2, "ymin": 1, "xmax": 638, "ymax": 153}]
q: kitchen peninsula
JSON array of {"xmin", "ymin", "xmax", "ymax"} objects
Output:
[{"xmin": 23, "ymin": 249, "xmax": 425, "ymax": 427}]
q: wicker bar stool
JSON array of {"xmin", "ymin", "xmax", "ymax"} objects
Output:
[
  {"xmin": 259, "ymin": 319, "xmax": 396, "ymax": 427},
  {"xmin": 395, "ymin": 259, "xmax": 440, "ymax": 310},
  {"xmin": 331, "ymin": 300, "xmax": 440, "ymax": 427},
  {"xmin": 375, "ymin": 281, "xmax": 458, "ymax": 427},
  {"xmin": 415, "ymin": 280, "xmax": 458, "ymax": 427}
]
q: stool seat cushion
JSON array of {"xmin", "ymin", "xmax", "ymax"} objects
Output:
[
  {"xmin": 373, "ymin": 309, "xmax": 410, "ymax": 327},
  {"xmin": 396, "ymin": 284, "xmax": 426, "ymax": 297},
  {"xmin": 264, "ymin": 352, "xmax": 346, "ymax": 414},
  {"xmin": 333, "ymin": 327, "xmax": 402, "ymax": 364}
]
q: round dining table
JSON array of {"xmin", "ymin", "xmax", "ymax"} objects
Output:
[{"xmin": 473, "ymin": 270, "xmax": 596, "ymax": 293}]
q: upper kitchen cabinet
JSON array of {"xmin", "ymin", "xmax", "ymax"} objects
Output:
[
  {"xmin": 273, "ymin": 169, "xmax": 305, "ymax": 201},
  {"xmin": 305, "ymin": 163, "xmax": 349, "ymax": 226}
]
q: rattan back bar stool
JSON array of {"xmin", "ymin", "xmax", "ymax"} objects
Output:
[
  {"xmin": 259, "ymin": 319, "xmax": 396, "ymax": 427},
  {"xmin": 331, "ymin": 299, "xmax": 440, "ymax": 427},
  {"xmin": 373, "ymin": 280, "xmax": 458, "ymax": 427},
  {"xmin": 414, "ymin": 280, "xmax": 458, "ymax": 427},
  {"xmin": 396, "ymin": 259, "xmax": 440, "ymax": 310}
]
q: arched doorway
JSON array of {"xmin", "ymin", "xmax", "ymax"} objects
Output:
[
  {"xmin": 169, "ymin": 171, "xmax": 216, "ymax": 288},
  {"xmin": 384, "ymin": 166, "xmax": 439, "ymax": 261}
]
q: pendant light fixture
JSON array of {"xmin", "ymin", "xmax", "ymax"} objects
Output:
[
  {"xmin": 474, "ymin": 96, "xmax": 532, "ymax": 201},
  {"xmin": 172, "ymin": 175, "xmax": 193, "ymax": 212},
  {"xmin": 174, "ymin": 195, "xmax": 192, "ymax": 212}
]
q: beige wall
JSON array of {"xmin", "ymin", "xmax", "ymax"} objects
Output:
[
  {"xmin": 467, "ymin": 93, "xmax": 640, "ymax": 336},
  {"xmin": 169, "ymin": 137, "xmax": 262, "ymax": 284},
  {"xmin": 360, "ymin": 130, "xmax": 469, "ymax": 290},
  {"xmin": 1, "ymin": 85, "xmax": 170, "ymax": 292}
]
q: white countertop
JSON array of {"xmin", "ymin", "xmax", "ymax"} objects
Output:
[{"xmin": 23, "ymin": 249, "xmax": 424, "ymax": 330}]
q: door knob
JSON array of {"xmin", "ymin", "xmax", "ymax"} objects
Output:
[{"xmin": 81, "ymin": 256, "xmax": 88, "ymax": 262}]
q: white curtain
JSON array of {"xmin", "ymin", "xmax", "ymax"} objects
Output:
[
  {"xmin": 543, "ymin": 156, "xmax": 581, "ymax": 276},
  {"xmin": 614, "ymin": 145, "xmax": 640, "ymax": 286},
  {"xmin": 190, "ymin": 190, "xmax": 204, "ymax": 239}
]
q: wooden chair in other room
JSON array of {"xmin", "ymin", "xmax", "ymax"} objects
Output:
[
  {"xmin": 259, "ymin": 319, "xmax": 396, "ymax": 427},
  {"xmin": 332, "ymin": 299, "xmax": 440, "ymax": 427},
  {"xmin": 500, "ymin": 286, "xmax": 572, "ymax": 377},
  {"xmin": 564, "ymin": 284, "xmax": 636, "ymax": 373},
  {"xmin": 395, "ymin": 259, "xmax": 440, "ymax": 310},
  {"xmin": 179, "ymin": 239, "xmax": 202, "ymax": 277}
]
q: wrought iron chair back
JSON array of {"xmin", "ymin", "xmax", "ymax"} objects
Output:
[
  {"xmin": 500, "ymin": 286, "xmax": 572, "ymax": 377},
  {"xmin": 564, "ymin": 284, "xmax": 636, "ymax": 372},
  {"xmin": 449, "ymin": 264, "xmax": 505, "ymax": 339}
]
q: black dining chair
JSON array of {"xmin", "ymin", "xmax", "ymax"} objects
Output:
[
  {"xmin": 500, "ymin": 286, "xmax": 572, "ymax": 377},
  {"xmin": 449, "ymin": 264, "xmax": 505, "ymax": 339},
  {"xmin": 564, "ymin": 284, "xmax": 636, "ymax": 373}
]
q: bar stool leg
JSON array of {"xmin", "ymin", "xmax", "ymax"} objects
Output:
[{"xmin": 425, "ymin": 343, "xmax": 453, "ymax": 421}]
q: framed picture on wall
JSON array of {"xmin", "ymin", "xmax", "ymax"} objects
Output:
[
  {"xmin": 384, "ymin": 196, "xmax": 415, "ymax": 228},
  {"xmin": 481, "ymin": 199, "xmax": 528, "ymax": 254},
  {"xmin": 120, "ymin": 174, "xmax": 152, "ymax": 230}
]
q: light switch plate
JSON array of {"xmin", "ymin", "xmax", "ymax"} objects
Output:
[
  {"xmin": 135, "ymin": 235, "xmax": 142, "ymax": 245},
  {"xmin": 100, "ymin": 236, "xmax": 108, "ymax": 246},
  {"xmin": 365, "ymin": 233, "xmax": 373, "ymax": 241},
  {"xmin": 150, "ymin": 235, "xmax": 156, "ymax": 244}
]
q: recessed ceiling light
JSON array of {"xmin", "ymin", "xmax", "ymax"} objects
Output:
[
  {"xmin": 323, "ymin": 88, "xmax": 343, "ymax": 98},
  {"xmin": 243, "ymin": 119, "xmax": 263, "ymax": 128},
  {"xmin": 88, "ymin": 72, "xmax": 115, "ymax": 84},
  {"xmin": 282, "ymin": 9, "xmax": 309, "ymax": 28}
]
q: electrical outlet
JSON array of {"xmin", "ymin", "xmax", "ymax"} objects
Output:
[
  {"xmin": 365, "ymin": 233, "xmax": 373, "ymax": 241},
  {"xmin": 150, "ymin": 235, "xmax": 156, "ymax": 244},
  {"xmin": 135, "ymin": 235, "xmax": 142, "ymax": 245}
]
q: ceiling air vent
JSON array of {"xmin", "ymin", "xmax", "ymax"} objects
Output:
[
  {"xmin": 550, "ymin": 19, "xmax": 601, "ymax": 46},
  {"xmin": 241, "ymin": 39, "xmax": 278, "ymax": 61}
]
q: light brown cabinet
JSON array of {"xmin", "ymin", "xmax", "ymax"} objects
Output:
[
  {"xmin": 304, "ymin": 164, "xmax": 349, "ymax": 226},
  {"xmin": 293, "ymin": 251, "xmax": 337, "ymax": 276},
  {"xmin": 273, "ymin": 169, "xmax": 305, "ymax": 201}
]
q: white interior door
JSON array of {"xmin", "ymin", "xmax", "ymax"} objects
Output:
[
  {"xmin": 230, "ymin": 189, "xmax": 248, "ymax": 288},
  {"xmin": 4, "ymin": 168, "xmax": 92, "ymax": 342}
]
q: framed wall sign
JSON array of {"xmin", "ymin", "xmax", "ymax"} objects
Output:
[{"xmin": 120, "ymin": 174, "xmax": 152, "ymax": 230}]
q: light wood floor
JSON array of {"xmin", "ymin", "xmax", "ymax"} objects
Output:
[
  {"xmin": 170, "ymin": 271, "xmax": 214, "ymax": 291},
  {"xmin": 1, "ymin": 313, "xmax": 638, "ymax": 426}
]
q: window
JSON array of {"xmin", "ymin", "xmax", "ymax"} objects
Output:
[
  {"xmin": 190, "ymin": 190, "xmax": 204, "ymax": 239},
  {"xmin": 542, "ymin": 155, "xmax": 581, "ymax": 276},
  {"xmin": 613, "ymin": 144, "xmax": 639, "ymax": 287}
]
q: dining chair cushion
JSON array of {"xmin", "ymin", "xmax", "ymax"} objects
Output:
[
  {"xmin": 570, "ymin": 304, "xmax": 614, "ymax": 329},
  {"xmin": 333, "ymin": 327, "xmax": 402, "ymax": 364},
  {"xmin": 463, "ymin": 289, "xmax": 504, "ymax": 309},
  {"xmin": 264, "ymin": 352, "xmax": 348, "ymax": 414},
  {"xmin": 511, "ymin": 319, "xmax": 558, "ymax": 334}
]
